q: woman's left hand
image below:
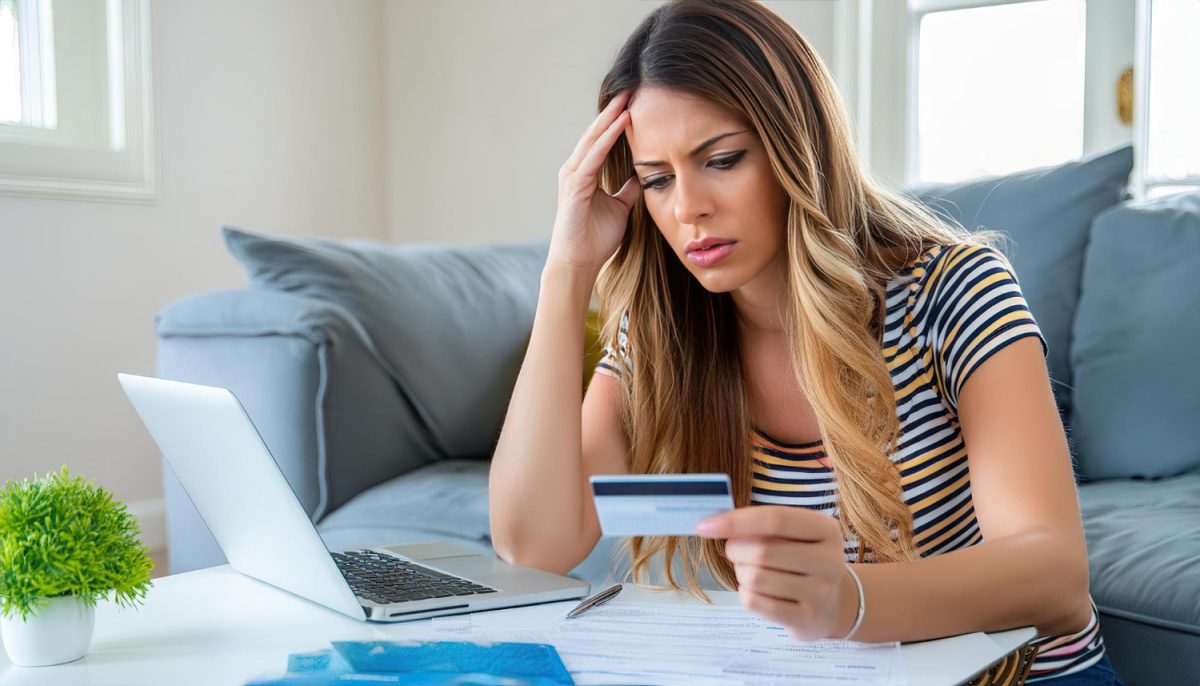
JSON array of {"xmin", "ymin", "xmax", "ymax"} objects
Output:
[{"xmin": 695, "ymin": 505, "xmax": 857, "ymax": 641}]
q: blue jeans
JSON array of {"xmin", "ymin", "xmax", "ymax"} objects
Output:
[{"xmin": 1034, "ymin": 654, "xmax": 1125, "ymax": 686}]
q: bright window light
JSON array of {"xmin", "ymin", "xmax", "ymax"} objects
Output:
[
  {"xmin": 915, "ymin": 0, "xmax": 1087, "ymax": 183},
  {"xmin": 1145, "ymin": 0, "xmax": 1200, "ymax": 186},
  {"xmin": 0, "ymin": 0, "xmax": 19, "ymax": 124}
]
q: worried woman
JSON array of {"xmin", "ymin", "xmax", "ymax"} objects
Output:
[{"xmin": 489, "ymin": 2, "xmax": 1120, "ymax": 683}]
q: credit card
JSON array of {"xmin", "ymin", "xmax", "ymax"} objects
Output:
[{"xmin": 589, "ymin": 473, "xmax": 734, "ymax": 537}]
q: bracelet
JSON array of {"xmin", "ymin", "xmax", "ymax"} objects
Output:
[{"xmin": 839, "ymin": 564, "xmax": 866, "ymax": 641}]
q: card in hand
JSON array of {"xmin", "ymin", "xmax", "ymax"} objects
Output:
[{"xmin": 589, "ymin": 473, "xmax": 734, "ymax": 537}]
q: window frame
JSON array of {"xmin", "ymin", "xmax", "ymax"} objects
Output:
[
  {"xmin": 907, "ymin": 0, "xmax": 1088, "ymax": 185},
  {"xmin": 0, "ymin": 0, "xmax": 154, "ymax": 203},
  {"xmin": 1131, "ymin": 0, "xmax": 1200, "ymax": 199}
]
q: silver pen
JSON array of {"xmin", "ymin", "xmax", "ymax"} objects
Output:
[{"xmin": 565, "ymin": 583, "xmax": 623, "ymax": 619}]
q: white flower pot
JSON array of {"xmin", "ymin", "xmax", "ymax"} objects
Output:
[{"xmin": 0, "ymin": 596, "xmax": 95, "ymax": 667}]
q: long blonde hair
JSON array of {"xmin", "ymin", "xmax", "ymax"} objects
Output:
[{"xmin": 593, "ymin": 0, "xmax": 1002, "ymax": 600}]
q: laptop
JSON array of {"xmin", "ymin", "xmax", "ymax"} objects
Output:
[{"xmin": 117, "ymin": 373, "xmax": 590, "ymax": 622}]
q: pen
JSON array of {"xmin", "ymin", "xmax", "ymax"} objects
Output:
[{"xmin": 565, "ymin": 583, "xmax": 623, "ymax": 619}]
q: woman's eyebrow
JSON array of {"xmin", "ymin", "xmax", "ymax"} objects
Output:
[{"xmin": 633, "ymin": 130, "xmax": 748, "ymax": 168}]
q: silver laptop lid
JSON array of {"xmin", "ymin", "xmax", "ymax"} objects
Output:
[{"xmin": 117, "ymin": 373, "xmax": 365, "ymax": 621}]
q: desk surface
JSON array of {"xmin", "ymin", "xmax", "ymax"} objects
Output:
[{"xmin": 0, "ymin": 565, "xmax": 1035, "ymax": 686}]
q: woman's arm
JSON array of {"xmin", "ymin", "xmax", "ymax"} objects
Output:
[
  {"xmin": 489, "ymin": 89, "xmax": 639, "ymax": 575},
  {"xmin": 489, "ymin": 265, "xmax": 598, "ymax": 571},
  {"xmin": 489, "ymin": 265, "xmax": 632, "ymax": 575},
  {"xmin": 849, "ymin": 335, "xmax": 1091, "ymax": 641},
  {"xmin": 698, "ymin": 336, "xmax": 1093, "ymax": 642}
]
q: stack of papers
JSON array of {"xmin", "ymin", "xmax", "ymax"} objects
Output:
[
  {"xmin": 243, "ymin": 602, "xmax": 907, "ymax": 685},
  {"xmin": 432, "ymin": 601, "xmax": 908, "ymax": 685}
]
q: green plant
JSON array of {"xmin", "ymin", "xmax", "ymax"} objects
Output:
[{"xmin": 0, "ymin": 467, "xmax": 154, "ymax": 620}]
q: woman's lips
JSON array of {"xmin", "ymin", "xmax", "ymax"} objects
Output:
[{"xmin": 686, "ymin": 241, "xmax": 737, "ymax": 266}]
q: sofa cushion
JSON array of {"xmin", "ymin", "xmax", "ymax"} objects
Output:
[
  {"xmin": 314, "ymin": 459, "xmax": 625, "ymax": 586},
  {"xmin": 1070, "ymin": 191, "xmax": 1200, "ymax": 479},
  {"xmin": 223, "ymin": 226, "xmax": 549, "ymax": 460},
  {"xmin": 907, "ymin": 145, "xmax": 1133, "ymax": 420},
  {"xmin": 1093, "ymin": 613, "xmax": 1200, "ymax": 686},
  {"xmin": 155, "ymin": 288, "xmax": 443, "ymax": 524},
  {"xmin": 316, "ymin": 459, "xmax": 494, "ymax": 545},
  {"xmin": 1078, "ymin": 472, "xmax": 1200, "ymax": 636}
]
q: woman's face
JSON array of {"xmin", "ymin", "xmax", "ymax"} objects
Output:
[{"xmin": 625, "ymin": 86, "xmax": 790, "ymax": 294}]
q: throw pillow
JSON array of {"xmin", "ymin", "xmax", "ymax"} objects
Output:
[
  {"xmin": 1069, "ymin": 191, "xmax": 1200, "ymax": 480},
  {"xmin": 907, "ymin": 145, "xmax": 1133, "ymax": 421},
  {"xmin": 223, "ymin": 226, "xmax": 550, "ymax": 460}
]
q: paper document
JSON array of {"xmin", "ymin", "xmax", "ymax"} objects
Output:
[{"xmin": 432, "ymin": 601, "xmax": 907, "ymax": 685}]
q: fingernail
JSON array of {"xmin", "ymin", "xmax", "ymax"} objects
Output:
[{"xmin": 695, "ymin": 519, "xmax": 718, "ymax": 535}]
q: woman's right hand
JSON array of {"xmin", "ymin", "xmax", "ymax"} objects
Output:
[{"xmin": 546, "ymin": 90, "xmax": 643, "ymax": 277}]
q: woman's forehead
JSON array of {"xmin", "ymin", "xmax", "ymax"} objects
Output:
[{"xmin": 626, "ymin": 87, "xmax": 749, "ymax": 158}]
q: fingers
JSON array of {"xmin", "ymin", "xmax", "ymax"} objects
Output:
[
  {"xmin": 736, "ymin": 566, "xmax": 845, "ymax": 641},
  {"xmin": 563, "ymin": 90, "xmax": 631, "ymax": 176},
  {"xmin": 739, "ymin": 590, "xmax": 801, "ymax": 628},
  {"xmin": 696, "ymin": 505, "xmax": 840, "ymax": 542},
  {"xmin": 739, "ymin": 589, "xmax": 830, "ymax": 642},
  {"xmin": 724, "ymin": 538, "xmax": 844, "ymax": 578},
  {"xmin": 572, "ymin": 109, "xmax": 630, "ymax": 189},
  {"xmin": 734, "ymin": 563, "xmax": 839, "ymax": 601}
]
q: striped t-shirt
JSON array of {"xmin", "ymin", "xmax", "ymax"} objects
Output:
[{"xmin": 593, "ymin": 242, "xmax": 1106, "ymax": 681}]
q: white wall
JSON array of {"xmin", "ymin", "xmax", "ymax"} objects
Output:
[
  {"xmin": 0, "ymin": 0, "xmax": 387, "ymax": 549},
  {"xmin": 382, "ymin": 0, "xmax": 838, "ymax": 245}
]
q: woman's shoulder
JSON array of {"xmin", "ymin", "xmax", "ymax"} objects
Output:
[
  {"xmin": 890, "ymin": 240, "xmax": 1011, "ymax": 288},
  {"xmin": 931, "ymin": 240, "xmax": 1012, "ymax": 267}
]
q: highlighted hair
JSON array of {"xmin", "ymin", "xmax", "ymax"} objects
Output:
[{"xmin": 593, "ymin": 0, "xmax": 1002, "ymax": 599}]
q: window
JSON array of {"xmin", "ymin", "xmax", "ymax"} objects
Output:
[
  {"xmin": 840, "ymin": 0, "xmax": 1192, "ymax": 198},
  {"xmin": 1, "ymin": 0, "xmax": 25, "ymax": 123},
  {"xmin": 914, "ymin": 0, "xmax": 1087, "ymax": 183},
  {"xmin": 1, "ymin": 0, "xmax": 56, "ymax": 130},
  {"xmin": 1135, "ymin": 0, "xmax": 1200, "ymax": 198},
  {"xmin": 0, "ymin": 0, "xmax": 153, "ymax": 202},
  {"xmin": 842, "ymin": 0, "xmax": 1136, "ymax": 188}
]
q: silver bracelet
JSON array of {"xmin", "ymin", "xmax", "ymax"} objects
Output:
[{"xmin": 839, "ymin": 564, "xmax": 866, "ymax": 641}]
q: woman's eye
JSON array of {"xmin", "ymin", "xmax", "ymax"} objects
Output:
[
  {"xmin": 710, "ymin": 151, "xmax": 746, "ymax": 170},
  {"xmin": 640, "ymin": 150, "xmax": 746, "ymax": 192}
]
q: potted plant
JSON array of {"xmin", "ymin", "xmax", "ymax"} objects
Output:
[{"xmin": 0, "ymin": 467, "xmax": 154, "ymax": 667}]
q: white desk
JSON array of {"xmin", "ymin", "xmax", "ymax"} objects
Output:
[{"xmin": 0, "ymin": 565, "xmax": 1035, "ymax": 686}]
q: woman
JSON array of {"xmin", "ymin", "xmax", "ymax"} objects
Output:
[{"xmin": 488, "ymin": 1, "xmax": 1122, "ymax": 683}]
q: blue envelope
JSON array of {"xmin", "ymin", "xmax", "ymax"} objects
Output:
[
  {"xmin": 332, "ymin": 640, "xmax": 573, "ymax": 684},
  {"xmin": 244, "ymin": 640, "xmax": 574, "ymax": 686}
]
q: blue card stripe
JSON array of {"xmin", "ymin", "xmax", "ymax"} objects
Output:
[{"xmin": 592, "ymin": 481, "xmax": 730, "ymax": 496}]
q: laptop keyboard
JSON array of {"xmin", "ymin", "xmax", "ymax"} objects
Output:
[{"xmin": 332, "ymin": 550, "xmax": 498, "ymax": 605}]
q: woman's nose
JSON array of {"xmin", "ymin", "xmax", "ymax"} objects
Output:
[{"xmin": 673, "ymin": 175, "xmax": 715, "ymax": 226}]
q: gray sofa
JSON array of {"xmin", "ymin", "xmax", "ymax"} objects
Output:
[{"xmin": 156, "ymin": 144, "xmax": 1198, "ymax": 685}]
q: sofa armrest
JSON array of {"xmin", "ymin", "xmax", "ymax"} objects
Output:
[{"xmin": 155, "ymin": 288, "xmax": 440, "ymax": 573}]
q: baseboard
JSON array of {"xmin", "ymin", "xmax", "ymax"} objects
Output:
[{"xmin": 125, "ymin": 497, "xmax": 166, "ymax": 555}]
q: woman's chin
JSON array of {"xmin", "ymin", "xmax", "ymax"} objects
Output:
[{"xmin": 690, "ymin": 269, "xmax": 744, "ymax": 294}]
